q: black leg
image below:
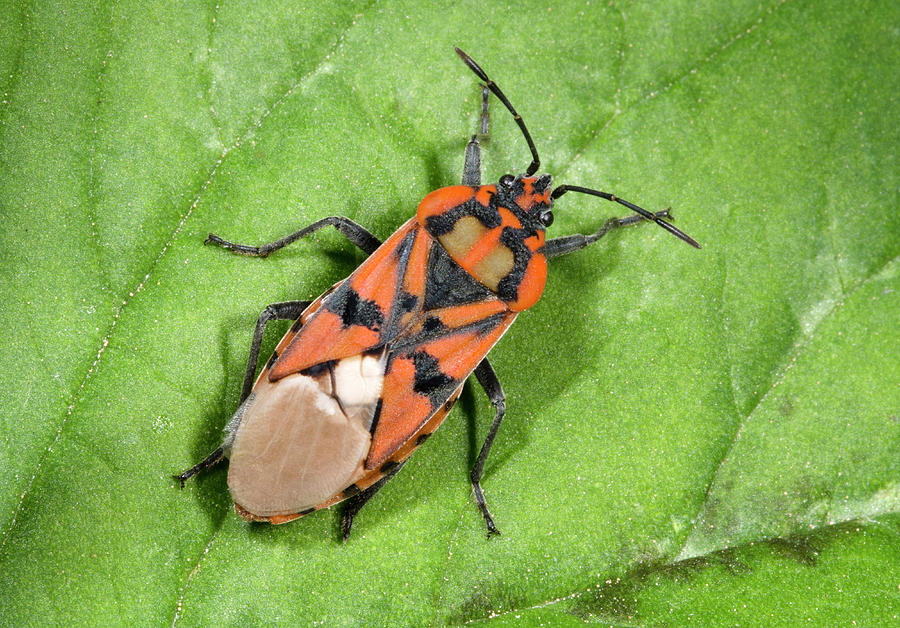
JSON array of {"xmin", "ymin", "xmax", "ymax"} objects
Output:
[
  {"xmin": 462, "ymin": 136, "xmax": 482, "ymax": 187},
  {"xmin": 206, "ymin": 216, "xmax": 383, "ymax": 258},
  {"xmin": 173, "ymin": 446, "xmax": 225, "ymax": 487},
  {"xmin": 461, "ymin": 84, "xmax": 491, "ymax": 186},
  {"xmin": 239, "ymin": 300, "xmax": 311, "ymax": 402},
  {"xmin": 174, "ymin": 299, "xmax": 311, "ymax": 487},
  {"xmin": 341, "ymin": 460, "xmax": 407, "ymax": 542},
  {"xmin": 470, "ymin": 358, "xmax": 506, "ymax": 537},
  {"xmin": 543, "ymin": 210, "xmax": 674, "ymax": 260}
]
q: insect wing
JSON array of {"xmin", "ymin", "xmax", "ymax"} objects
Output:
[
  {"xmin": 229, "ymin": 215, "xmax": 519, "ymax": 519},
  {"xmin": 367, "ymin": 300, "xmax": 515, "ymax": 468},
  {"xmin": 226, "ymin": 220, "xmax": 422, "ymax": 519},
  {"xmin": 227, "ymin": 349, "xmax": 387, "ymax": 518}
]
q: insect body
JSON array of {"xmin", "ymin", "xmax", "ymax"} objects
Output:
[{"xmin": 176, "ymin": 49, "xmax": 699, "ymax": 540}]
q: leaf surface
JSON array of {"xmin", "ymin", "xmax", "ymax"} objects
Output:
[{"xmin": 1, "ymin": 0, "xmax": 897, "ymax": 624}]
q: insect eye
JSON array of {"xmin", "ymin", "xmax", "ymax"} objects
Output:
[
  {"xmin": 539, "ymin": 210, "xmax": 554, "ymax": 227},
  {"xmin": 499, "ymin": 174, "xmax": 515, "ymax": 187}
]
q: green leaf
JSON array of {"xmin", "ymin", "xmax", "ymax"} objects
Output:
[{"xmin": 1, "ymin": 0, "xmax": 897, "ymax": 625}]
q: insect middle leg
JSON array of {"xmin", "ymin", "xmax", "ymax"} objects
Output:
[
  {"xmin": 206, "ymin": 216, "xmax": 383, "ymax": 257},
  {"xmin": 174, "ymin": 299, "xmax": 310, "ymax": 486},
  {"xmin": 543, "ymin": 210, "xmax": 675, "ymax": 259},
  {"xmin": 470, "ymin": 358, "xmax": 506, "ymax": 537},
  {"xmin": 238, "ymin": 300, "xmax": 312, "ymax": 402}
]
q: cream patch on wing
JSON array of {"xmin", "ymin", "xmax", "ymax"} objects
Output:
[
  {"xmin": 333, "ymin": 353, "xmax": 384, "ymax": 407},
  {"xmin": 226, "ymin": 351, "xmax": 386, "ymax": 517}
]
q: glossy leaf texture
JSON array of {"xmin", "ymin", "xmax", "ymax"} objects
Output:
[{"xmin": 0, "ymin": 0, "xmax": 897, "ymax": 625}]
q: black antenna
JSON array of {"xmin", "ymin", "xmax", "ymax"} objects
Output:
[
  {"xmin": 455, "ymin": 48, "xmax": 541, "ymax": 176},
  {"xmin": 551, "ymin": 185, "xmax": 702, "ymax": 249}
]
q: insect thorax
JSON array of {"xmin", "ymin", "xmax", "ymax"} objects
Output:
[{"xmin": 417, "ymin": 176, "xmax": 551, "ymax": 311}]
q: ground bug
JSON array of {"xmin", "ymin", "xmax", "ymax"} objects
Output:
[{"xmin": 175, "ymin": 48, "xmax": 700, "ymax": 540}]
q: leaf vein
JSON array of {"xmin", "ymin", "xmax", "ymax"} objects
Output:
[
  {"xmin": 556, "ymin": 0, "xmax": 791, "ymax": 180},
  {"xmin": 677, "ymin": 251, "xmax": 900, "ymax": 560},
  {"xmin": 166, "ymin": 7, "xmax": 379, "ymax": 617},
  {"xmin": 0, "ymin": 1, "xmax": 374, "ymax": 558}
]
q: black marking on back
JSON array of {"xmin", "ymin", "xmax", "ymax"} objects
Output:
[
  {"xmin": 411, "ymin": 350, "xmax": 458, "ymax": 408},
  {"xmin": 325, "ymin": 283, "xmax": 384, "ymax": 331},
  {"xmin": 390, "ymin": 312, "xmax": 507, "ymax": 355},
  {"xmin": 382, "ymin": 229, "xmax": 419, "ymax": 341},
  {"xmin": 416, "ymin": 432, "xmax": 432, "ymax": 446},
  {"xmin": 300, "ymin": 360, "xmax": 335, "ymax": 377},
  {"xmin": 496, "ymin": 226, "xmax": 535, "ymax": 302},
  {"xmin": 423, "ymin": 241, "xmax": 494, "ymax": 310},
  {"xmin": 299, "ymin": 507, "xmax": 315, "ymax": 516},
  {"xmin": 368, "ymin": 398, "xmax": 384, "ymax": 436},
  {"xmin": 380, "ymin": 460, "xmax": 399, "ymax": 474},
  {"xmin": 532, "ymin": 174, "xmax": 552, "ymax": 194},
  {"xmin": 494, "ymin": 176, "xmax": 551, "ymax": 233},
  {"xmin": 424, "ymin": 196, "xmax": 501, "ymax": 236},
  {"xmin": 399, "ymin": 290, "xmax": 419, "ymax": 312},
  {"xmin": 423, "ymin": 316, "xmax": 445, "ymax": 333},
  {"xmin": 290, "ymin": 317, "xmax": 304, "ymax": 333},
  {"xmin": 266, "ymin": 350, "xmax": 280, "ymax": 371}
]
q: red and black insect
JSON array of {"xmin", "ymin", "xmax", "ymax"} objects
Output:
[{"xmin": 175, "ymin": 48, "xmax": 700, "ymax": 540}]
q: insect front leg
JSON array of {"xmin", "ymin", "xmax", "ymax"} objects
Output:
[
  {"xmin": 174, "ymin": 299, "xmax": 310, "ymax": 486},
  {"xmin": 461, "ymin": 84, "xmax": 490, "ymax": 186},
  {"xmin": 543, "ymin": 210, "xmax": 675, "ymax": 259},
  {"xmin": 206, "ymin": 216, "xmax": 383, "ymax": 257},
  {"xmin": 470, "ymin": 358, "xmax": 506, "ymax": 537}
]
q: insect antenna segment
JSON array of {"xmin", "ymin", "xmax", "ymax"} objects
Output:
[
  {"xmin": 454, "ymin": 47, "xmax": 541, "ymax": 176},
  {"xmin": 455, "ymin": 48, "xmax": 700, "ymax": 249},
  {"xmin": 551, "ymin": 185, "xmax": 702, "ymax": 248}
]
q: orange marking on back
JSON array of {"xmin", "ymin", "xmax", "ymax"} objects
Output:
[
  {"xmin": 234, "ymin": 502, "xmax": 303, "ymax": 524},
  {"xmin": 403, "ymin": 227, "xmax": 432, "ymax": 299},
  {"xmin": 508, "ymin": 253, "xmax": 547, "ymax": 311},
  {"xmin": 417, "ymin": 318, "xmax": 512, "ymax": 379},
  {"xmin": 351, "ymin": 264, "xmax": 397, "ymax": 312},
  {"xmin": 366, "ymin": 357, "xmax": 433, "ymax": 468},
  {"xmin": 434, "ymin": 300, "xmax": 509, "ymax": 328},
  {"xmin": 498, "ymin": 207, "xmax": 522, "ymax": 230},
  {"xmin": 458, "ymin": 226, "xmax": 502, "ymax": 270},
  {"xmin": 417, "ymin": 186, "xmax": 476, "ymax": 223},
  {"xmin": 382, "ymin": 385, "xmax": 463, "ymax": 464},
  {"xmin": 524, "ymin": 231, "xmax": 545, "ymax": 252},
  {"xmin": 268, "ymin": 512, "xmax": 303, "ymax": 525},
  {"xmin": 474, "ymin": 186, "xmax": 495, "ymax": 207},
  {"xmin": 348, "ymin": 229, "xmax": 404, "ymax": 311},
  {"xmin": 269, "ymin": 311, "xmax": 381, "ymax": 379}
]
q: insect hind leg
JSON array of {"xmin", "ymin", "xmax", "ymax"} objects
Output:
[
  {"xmin": 341, "ymin": 460, "xmax": 407, "ymax": 542},
  {"xmin": 174, "ymin": 447, "xmax": 225, "ymax": 487},
  {"xmin": 174, "ymin": 299, "xmax": 311, "ymax": 487},
  {"xmin": 470, "ymin": 358, "xmax": 506, "ymax": 537},
  {"xmin": 240, "ymin": 300, "xmax": 311, "ymax": 402}
]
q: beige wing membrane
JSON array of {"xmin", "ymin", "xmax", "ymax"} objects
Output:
[{"xmin": 226, "ymin": 352, "xmax": 386, "ymax": 517}]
